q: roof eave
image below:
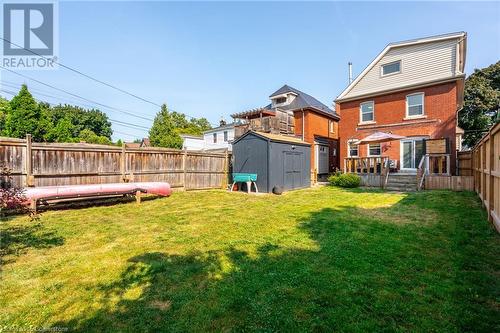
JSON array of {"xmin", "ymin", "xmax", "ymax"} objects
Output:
[
  {"xmin": 335, "ymin": 75, "xmax": 465, "ymax": 104},
  {"xmin": 335, "ymin": 32, "xmax": 467, "ymax": 102}
]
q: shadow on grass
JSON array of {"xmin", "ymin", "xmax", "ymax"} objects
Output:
[
  {"xmin": 51, "ymin": 191, "xmax": 498, "ymax": 332},
  {"xmin": 0, "ymin": 221, "xmax": 64, "ymax": 266}
]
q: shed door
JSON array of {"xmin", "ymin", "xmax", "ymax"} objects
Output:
[{"xmin": 284, "ymin": 152, "xmax": 303, "ymax": 190}]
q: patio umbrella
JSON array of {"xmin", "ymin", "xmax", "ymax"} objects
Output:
[{"xmin": 356, "ymin": 131, "xmax": 406, "ymax": 144}]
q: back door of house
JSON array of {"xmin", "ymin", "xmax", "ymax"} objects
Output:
[
  {"xmin": 315, "ymin": 144, "xmax": 329, "ymax": 174},
  {"xmin": 284, "ymin": 152, "xmax": 303, "ymax": 190}
]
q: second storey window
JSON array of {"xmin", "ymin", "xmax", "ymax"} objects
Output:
[
  {"xmin": 213, "ymin": 133, "xmax": 217, "ymax": 143},
  {"xmin": 406, "ymin": 93, "xmax": 424, "ymax": 117},
  {"xmin": 329, "ymin": 120, "xmax": 335, "ymax": 133},
  {"xmin": 223, "ymin": 131, "xmax": 228, "ymax": 142},
  {"xmin": 360, "ymin": 101, "xmax": 374, "ymax": 123},
  {"xmin": 368, "ymin": 143, "xmax": 381, "ymax": 156}
]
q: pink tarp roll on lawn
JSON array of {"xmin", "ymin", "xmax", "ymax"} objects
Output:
[{"xmin": 24, "ymin": 182, "xmax": 172, "ymax": 201}]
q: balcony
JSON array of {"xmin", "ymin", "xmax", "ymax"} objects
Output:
[{"xmin": 234, "ymin": 116, "xmax": 295, "ymax": 138}]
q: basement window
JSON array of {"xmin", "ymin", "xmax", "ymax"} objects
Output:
[{"xmin": 381, "ymin": 61, "xmax": 401, "ymax": 76}]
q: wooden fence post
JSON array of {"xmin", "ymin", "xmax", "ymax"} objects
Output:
[
  {"xmin": 488, "ymin": 133, "xmax": 494, "ymax": 223},
  {"xmin": 121, "ymin": 143, "xmax": 126, "ymax": 182},
  {"xmin": 182, "ymin": 150, "xmax": 187, "ymax": 191},
  {"xmin": 222, "ymin": 149, "xmax": 229, "ymax": 189},
  {"xmin": 25, "ymin": 134, "xmax": 34, "ymax": 187}
]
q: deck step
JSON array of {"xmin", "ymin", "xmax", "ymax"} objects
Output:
[{"xmin": 385, "ymin": 173, "xmax": 418, "ymax": 192}]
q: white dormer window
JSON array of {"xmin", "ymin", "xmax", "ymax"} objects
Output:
[
  {"xmin": 381, "ymin": 61, "xmax": 401, "ymax": 76},
  {"xmin": 274, "ymin": 97, "xmax": 287, "ymax": 104}
]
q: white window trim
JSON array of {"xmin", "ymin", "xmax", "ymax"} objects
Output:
[
  {"xmin": 347, "ymin": 140, "xmax": 359, "ymax": 157},
  {"xmin": 405, "ymin": 92, "xmax": 425, "ymax": 119},
  {"xmin": 359, "ymin": 101, "xmax": 375, "ymax": 124},
  {"xmin": 380, "ymin": 60, "xmax": 402, "ymax": 77},
  {"xmin": 367, "ymin": 143, "xmax": 382, "ymax": 157},
  {"xmin": 329, "ymin": 120, "xmax": 335, "ymax": 133}
]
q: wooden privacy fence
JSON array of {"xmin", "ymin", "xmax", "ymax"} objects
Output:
[
  {"xmin": 0, "ymin": 135, "xmax": 230, "ymax": 191},
  {"xmin": 472, "ymin": 122, "xmax": 500, "ymax": 231}
]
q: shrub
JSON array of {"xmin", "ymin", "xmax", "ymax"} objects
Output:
[
  {"xmin": 328, "ymin": 173, "xmax": 361, "ymax": 188},
  {"xmin": 0, "ymin": 165, "xmax": 37, "ymax": 219}
]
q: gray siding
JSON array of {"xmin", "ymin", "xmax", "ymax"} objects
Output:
[
  {"xmin": 232, "ymin": 135, "xmax": 269, "ymax": 192},
  {"xmin": 269, "ymin": 142, "xmax": 310, "ymax": 191},
  {"xmin": 232, "ymin": 132, "xmax": 311, "ymax": 193},
  {"xmin": 344, "ymin": 38, "xmax": 460, "ymax": 100}
]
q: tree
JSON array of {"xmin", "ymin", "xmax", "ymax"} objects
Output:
[
  {"xmin": 459, "ymin": 61, "xmax": 500, "ymax": 147},
  {"xmin": 149, "ymin": 104, "xmax": 183, "ymax": 148},
  {"xmin": 44, "ymin": 104, "xmax": 112, "ymax": 141},
  {"xmin": 4, "ymin": 84, "xmax": 46, "ymax": 141},
  {"xmin": 78, "ymin": 129, "xmax": 112, "ymax": 145},
  {"xmin": 0, "ymin": 97, "xmax": 10, "ymax": 135},
  {"xmin": 149, "ymin": 104, "xmax": 212, "ymax": 149}
]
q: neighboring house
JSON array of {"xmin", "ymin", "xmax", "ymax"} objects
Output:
[
  {"xmin": 181, "ymin": 120, "xmax": 235, "ymax": 152},
  {"xmin": 180, "ymin": 134, "xmax": 206, "ymax": 151},
  {"xmin": 335, "ymin": 32, "xmax": 467, "ymax": 175},
  {"xmin": 231, "ymin": 85, "xmax": 340, "ymax": 177},
  {"xmin": 125, "ymin": 138, "xmax": 151, "ymax": 148}
]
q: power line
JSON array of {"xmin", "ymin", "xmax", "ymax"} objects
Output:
[
  {"xmin": 0, "ymin": 67, "xmax": 155, "ymax": 122},
  {"xmin": 1, "ymin": 36, "xmax": 163, "ymax": 108},
  {"xmin": 0, "ymin": 80, "xmax": 155, "ymax": 122},
  {"xmin": 0, "ymin": 88, "xmax": 151, "ymax": 132},
  {"xmin": 0, "ymin": 37, "xmax": 218, "ymax": 126}
]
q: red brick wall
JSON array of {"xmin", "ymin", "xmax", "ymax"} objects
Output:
[
  {"xmin": 337, "ymin": 82, "xmax": 458, "ymax": 174},
  {"xmin": 293, "ymin": 109, "xmax": 339, "ymax": 171}
]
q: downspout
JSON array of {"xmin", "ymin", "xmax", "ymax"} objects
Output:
[
  {"xmin": 267, "ymin": 138, "xmax": 270, "ymax": 193},
  {"xmin": 301, "ymin": 108, "xmax": 305, "ymax": 141}
]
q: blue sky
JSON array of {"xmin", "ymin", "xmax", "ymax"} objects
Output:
[{"xmin": 1, "ymin": 1, "xmax": 499, "ymax": 141}]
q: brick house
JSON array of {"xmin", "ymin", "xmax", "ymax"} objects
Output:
[
  {"xmin": 232, "ymin": 85, "xmax": 340, "ymax": 178},
  {"xmin": 335, "ymin": 32, "xmax": 467, "ymax": 175}
]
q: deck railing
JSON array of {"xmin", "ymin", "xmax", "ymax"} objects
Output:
[
  {"xmin": 344, "ymin": 156, "xmax": 389, "ymax": 175},
  {"xmin": 416, "ymin": 153, "xmax": 451, "ymax": 190}
]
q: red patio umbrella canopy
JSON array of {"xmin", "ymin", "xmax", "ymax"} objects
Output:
[{"xmin": 356, "ymin": 131, "xmax": 406, "ymax": 144}]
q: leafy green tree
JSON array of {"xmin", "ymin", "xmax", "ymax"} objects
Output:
[
  {"xmin": 47, "ymin": 117, "xmax": 76, "ymax": 143},
  {"xmin": 459, "ymin": 61, "xmax": 500, "ymax": 147},
  {"xmin": 149, "ymin": 104, "xmax": 183, "ymax": 148},
  {"xmin": 0, "ymin": 97, "xmax": 10, "ymax": 135},
  {"xmin": 78, "ymin": 129, "xmax": 112, "ymax": 145},
  {"xmin": 149, "ymin": 104, "xmax": 212, "ymax": 148},
  {"xmin": 44, "ymin": 104, "xmax": 112, "ymax": 141},
  {"xmin": 4, "ymin": 84, "xmax": 46, "ymax": 141},
  {"xmin": 116, "ymin": 139, "xmax": 123, "ymax": 147}
]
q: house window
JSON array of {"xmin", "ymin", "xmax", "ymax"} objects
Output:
[
  {"xmin": 368, "ymin": 143, "xmax": 381, "ymax": 156},
  {"xmin": 329, "ymin": 120, "xmax": 335, "ymax": 133},
  {"xmin": 360, "ymin": 101, "xmax": 374, "ymax": 123},
  {"xmin": 406, "ymin": 93, "xmax": 424, "ymax": 117},
  {"xmin": 274, "ymin": 97, "xmax": 287, "ymax": 104},
  {"xmin": 348, "ymin": 141, "xmax": 358, "ymax": 157},
  {"xmin": 381, "ymin": 61, "xmax": 401, "ymax": 76},
  {"xmin": 213, "ymin": 133, "xmax": 217, "ymax": 143},
  {"xmin": 223, "ymin": 131, "xmax": 228, "ymax": 142}
]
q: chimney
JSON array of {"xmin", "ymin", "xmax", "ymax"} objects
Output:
[
  {"xmin": 219, "ymin": 117, "xmax": 227, "ymax": 127},
  {"xmin": 348, "ymin": 62, "xmax": 353, "ymax": 84}
]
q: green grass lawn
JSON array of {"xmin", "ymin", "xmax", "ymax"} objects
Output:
[{"xmin": 1, "ymin": 187, "xmax": 499, "ymax": 332}]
